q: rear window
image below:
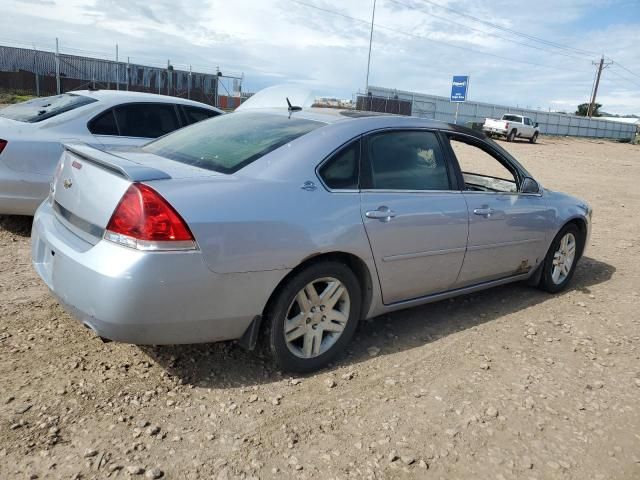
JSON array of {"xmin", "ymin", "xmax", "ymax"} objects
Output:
[
  {"xmin": 143, "ymin": 112, "xmax": 323, "ymax": 174},
  {"xmin": 502, "ymin": 115, "xmax": 522, "ymax": 122},
  {"xmin": 0, "ymin": 93, "xmax": 97, "ymax": 123}
]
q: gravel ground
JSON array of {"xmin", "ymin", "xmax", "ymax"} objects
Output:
[{"xmin": 1, "ymin": 136, "xmax": 639, "ymax": 479}]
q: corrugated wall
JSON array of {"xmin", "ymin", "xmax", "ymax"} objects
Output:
[{"xmin": 367, "ymin": 86, "xmax": 636, "ymax": 140}]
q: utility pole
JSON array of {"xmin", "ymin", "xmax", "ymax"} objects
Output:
[
  {"xmin": 364, "ymin": 0, "xmax": 376, "ymax": 95},
  {"xmin": 587, "ymin": 55, "xmax": 612, "ymax": 117}
]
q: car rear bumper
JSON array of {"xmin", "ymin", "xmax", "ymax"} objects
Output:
[{"xmin": 31, "ymin": 200, "xmax": 290, "ymax": 345}]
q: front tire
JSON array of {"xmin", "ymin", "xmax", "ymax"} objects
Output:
[
  {"xmin": 266, "ymin": 261, "xmax": 361, "ymax": 372},
  {"xmin": 538, "ymin": 224, "xmax": 582, "ymax": 293},
  {"xmin": 529, "ymin": 132, "xmax": 539, "ymax": 143}
]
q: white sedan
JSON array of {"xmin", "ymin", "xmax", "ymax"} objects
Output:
[{"xmin": 0, "ymin": 90, "xmax": 223, "ymax": 215}]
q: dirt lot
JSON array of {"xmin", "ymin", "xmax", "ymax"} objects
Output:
[{"xmin": 1, "ymin": 136, "xmax": 639, "ymax": 479}]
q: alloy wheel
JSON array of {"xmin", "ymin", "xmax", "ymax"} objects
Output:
[
  {"xmin": 551, "ymin": 232, "xmax": 576, "ymax": 285},
  {"xmin": 283, "ymin": 277, "xmax": 350, "ymax": 359}
]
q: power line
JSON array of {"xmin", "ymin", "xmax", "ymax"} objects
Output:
[
  {"xmin": 607, "ymin": 67, "xmax": 640, "ymax": 89},
  {"xmin": 388, "ymin": 0, "xmax": 593, "ymax": 63},
  {"xmin": 290, "ymin": 0, "xmax": 592, "ymax": 74},
  {"xmin": 417, "ymin": 0, "xmax": 599, "ymax": 58},
  {"xmin": 413, "ymin": 0, "xmax": 639, "ymax": 85},
  {"xmin": 610, "ymin": 61, "xmax": 640, "ymax": 80}
]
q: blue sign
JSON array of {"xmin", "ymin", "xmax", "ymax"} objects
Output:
[{"xmin": 450, "ymin": 75, "xmax": 469, "ymax": 102}]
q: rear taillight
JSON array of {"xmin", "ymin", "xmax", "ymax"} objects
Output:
[
  {"xmin": 504, "ymin": 122, "xmax": 508, "ymax": 129},
  {"xmin": 0, "ymin": 139, "xmax": 7, "ymax": 155},
  {"xmin": 104, "ymin": 183, "xmax": 196, "ymax": 251}
]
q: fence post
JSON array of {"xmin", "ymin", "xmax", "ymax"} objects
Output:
[
  {"xmin": 55, "ymin": 38, "xmax": 61, "ymax": 94},
  {"xmin": 188, "ymin": 65, "xmax": 191, "ymax": 99},
  {"xmin": 126, "ymin": 57, "xmax": 130, "ymax": 91},
  {"xmin": 115, "ymin": 44, "xmax": 119, "ymax": 91},
  {"xmin": 33, "ymin": 45, "xmax": 40, "ymax": 97}
]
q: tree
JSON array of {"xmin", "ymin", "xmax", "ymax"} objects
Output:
[{"xmin": 576, "ymin": 103, "xmax": 602, "ymax": 117}]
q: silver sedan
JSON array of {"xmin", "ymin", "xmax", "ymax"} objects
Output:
[{"xmin": 31, "ymin": 104, "xmax": 592, "ymax": 372}]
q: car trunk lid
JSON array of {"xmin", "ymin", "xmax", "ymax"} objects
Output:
[{"xmin": 51, "ymin": 143, "xmax": 218, "ymax": 245}]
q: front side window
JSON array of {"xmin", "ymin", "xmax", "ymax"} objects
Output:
[
  {"xmin": 319, "ymin": 140, "xmax": 359, "ymax": 190},
  {"xmin": 114, "ymin": 103, "xmax": 180, "ymax": 138},
  {"xmin": 524, "ymin": 117, "xmax": 531, "ymax": 126},
  {"xmin": 449, "ymin": 135, "xmax": 518, "ymax": 193},
  {"xmin": 365, "ymin": 131, "xmax": 450, "ymax": 191},
  {"xmin": 143, "ymin": 112, "xmax": 323, "ymax": 174},
  {"xmin": 0, "ymin": 93, "xmax": 97, "ymax": 123}
]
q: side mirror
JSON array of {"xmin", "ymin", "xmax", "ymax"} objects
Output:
[
  {"xmin": 521, "ymin": 177, "xmax": 540, "ymax": 194},
  {"xmin": 534, "ymin": 122, "xmax": 539, "ymax": 127}
]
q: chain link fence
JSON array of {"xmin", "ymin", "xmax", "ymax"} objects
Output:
[{"xmin": 0, "ymin": 44, "xmax": 243, "ymax": 109}]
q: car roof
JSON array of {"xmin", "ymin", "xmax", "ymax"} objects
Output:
[
  {"xmin": 72, "ymin": 90, "xmax": 223, "ymax": 111},
  {"xmin": 241, "ymin": 106, "xmax": 487, "ymax": 140}
]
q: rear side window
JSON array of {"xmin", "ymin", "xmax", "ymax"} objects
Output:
[
  {"xmin": 88, "ymin": 109, "xmax": 118, "ymax": 135},
  {"xmin": 319, "ymin": 140, "xmax": 360, "ymax": 190},
  {"xmin": 143, "ymin": 112, "xmax": 323, "ymax": 174},
  {"xmin": 0, "ymin": 93, "xmax": 97, "ymax": 123},
  {"xmin": 365, "ymin": 131, "xmax": 450, "ymax": 191},
  {"xmin": 182, "ymin": 106, "xmax": 219, "ymax": 125},
  {"xmin": 114, "ymin": 103, "xmax": 180, "ymax": 138}
]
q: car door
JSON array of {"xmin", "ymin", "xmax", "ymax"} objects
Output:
[
  {"xmin": 360, "ymin": 129, "xmax": 469, "ymax": 304},
  {"xmin": 522, "ymin": 117, "xmax": 533, "ymax": 138},
  {"xmin": 445, "ymin": 133, "xmax": 553, "ymax": 286},
  {"xmin": 88, "ymin": 103, "xmax": 181, "ymax": 148}
]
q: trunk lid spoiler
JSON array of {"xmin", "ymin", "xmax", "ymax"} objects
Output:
[{"xmin": 63, "ymin": 143, "xmax": 171, "ymax": 182}]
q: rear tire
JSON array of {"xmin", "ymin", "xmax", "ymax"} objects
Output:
[
  {"xmin": 506, "ymin": 129, "xmax": 516, "ymax": 142},
  {"xmin": 266, "ymin": 261, "xmax": 361, "ymax": 372},
  {"xmin": 530, "ymin": 132, "xmax": 539, "ymax": 144},
  {"xmin": 538, "ymin": 224, "xmax": 582, "ymax": 293}
]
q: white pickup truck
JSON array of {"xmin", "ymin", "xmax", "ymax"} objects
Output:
[{"xmin": 483, "ymin": 114, "xmax": 540, "ymax": 143}]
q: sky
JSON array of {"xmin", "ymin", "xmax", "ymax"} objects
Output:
[{"xmin": 2, "ymin": 0, "xmax": 640, "ymax": 115}]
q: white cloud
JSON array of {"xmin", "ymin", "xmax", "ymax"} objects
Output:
[{"xmin": 1, "ymin": 0, "xmax": 638, "ymax": 114}]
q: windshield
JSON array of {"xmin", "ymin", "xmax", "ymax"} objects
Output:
[
  {"xmin": 143, "ymin": 111, "xmax": 323, "ymax": 174},
  {"xmin": 0, "ymin": 93, "xmax": 97, "ymax": 123}
]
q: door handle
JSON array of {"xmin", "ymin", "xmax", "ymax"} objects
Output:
[
  {"xmin": 366, "ymin": 206, "xmax": 396, "ymax": 222},
  {"xmin": 473, "ymin": 207, "xmax": 495, "ymax": 217}
]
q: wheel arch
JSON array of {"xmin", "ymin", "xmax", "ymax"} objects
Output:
[
  {"xmin": 563, "ymin": 217, "xmax": 588, "ymax": 258},
  {"xmin": 263, "ymin": 251, "xmax": 374, "ymax": 321},
  {"xmin": 239, "ymin": 250, "xmax": 376, "ymax": 350}
]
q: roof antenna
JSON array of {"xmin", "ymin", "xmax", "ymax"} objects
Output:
[{"xmin": 287, "ymin": 97, "xmax": 302, "ymax": 115}]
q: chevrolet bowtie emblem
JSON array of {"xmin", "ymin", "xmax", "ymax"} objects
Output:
[{"xmin": 63, "ymin": 179, "xmax": 73, "ymax": 189}]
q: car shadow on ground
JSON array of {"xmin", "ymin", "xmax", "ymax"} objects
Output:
[
  {"xmin": 0, "ymin": 215, "xmax": 32, "ymax": 237},
  {"xmin": 141, "ymin": 256, "xmax": 615, "ymax": 388}
]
